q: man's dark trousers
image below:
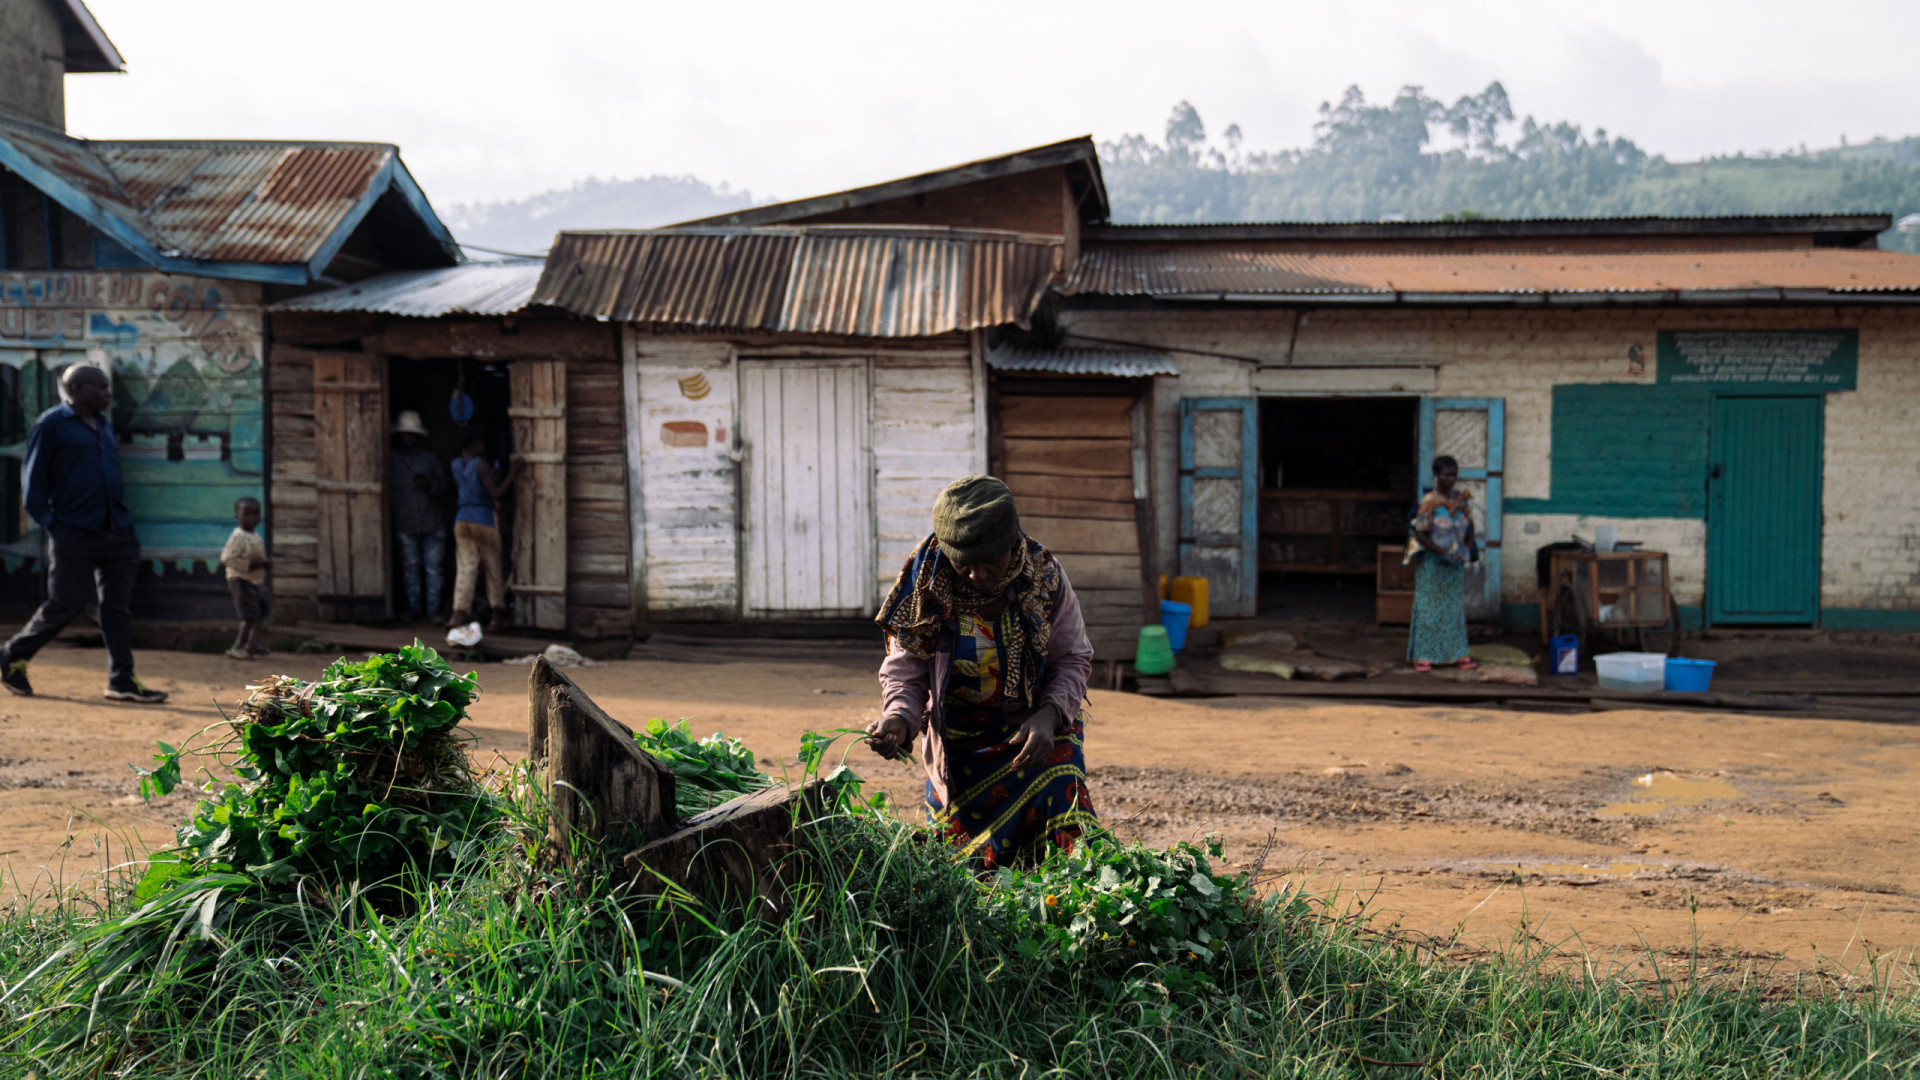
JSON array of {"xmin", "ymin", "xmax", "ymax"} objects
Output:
[{"xmin": 2, "ymin": 525, "xmax": 140, "ymax": 686}]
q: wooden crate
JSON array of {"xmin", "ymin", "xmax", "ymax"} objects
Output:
[{"xmin": 1376, "ymin": 543, "xmax": 1415, "ymax": 625}]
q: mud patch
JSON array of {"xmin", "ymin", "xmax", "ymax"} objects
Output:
[
  {"xmin": 1599, "ymin": 771, "xmax": 1746, "ymax": 818},
  {"xmin": 1090, "ymin": 765, "xmax": 1634, "ymax": 843}
]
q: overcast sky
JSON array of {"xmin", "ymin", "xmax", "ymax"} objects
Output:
[{"xmin": 63, "ymin": 0, "xmax": 1920, "ymax": 210}]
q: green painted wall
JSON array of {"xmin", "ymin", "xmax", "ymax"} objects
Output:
[{"xmin": 1505, "ymin": 384, "xmax": 1713, "ymax": 519}]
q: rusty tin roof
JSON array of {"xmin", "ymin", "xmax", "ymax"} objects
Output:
[
  {"xmin": 1065, "ymin": 246, "xmax": 1920, "ymax": 302},
  {"xmin": 535, "ymin": 225, "xmax": 1063, "ymax": 336},
  {"xmin": 0, "ymin": 114, "xmax": 457, "ymax": 284}
]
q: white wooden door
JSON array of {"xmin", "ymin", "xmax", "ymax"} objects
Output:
[{"xmin": 740, "ymin": 359, "xmax": 873, "ymax": 616}]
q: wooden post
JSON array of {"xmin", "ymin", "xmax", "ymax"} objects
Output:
[
  {"xmin": 526, "ymin": 656, "xmax": 676, "ymax": 858},
  {"xmin": 525, "ymin": 655, "xmax": 822, "ymax": 911},
  {"xmin": 621, "ymin": 780, "xmax": 824, "ymax": 916}
]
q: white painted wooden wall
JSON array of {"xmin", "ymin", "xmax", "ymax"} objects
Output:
[
  {"xmin": 633, "ymin": 342, "xmax": 738, "ymax": 617},
  {"xmin": 872, "ymin": 354, "xmax": 978, "ymax": 599},
  {"xmin": 627, "ymin": 341, "xmax": 981, "ymax": 620},
  {"xmin": 739, "ymin": 359, "xmax": 873, "ymax": 615}
]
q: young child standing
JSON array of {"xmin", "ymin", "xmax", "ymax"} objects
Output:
[{"xmin": 222, "ymin": 497, "xmax": 271, "ymax": 659}]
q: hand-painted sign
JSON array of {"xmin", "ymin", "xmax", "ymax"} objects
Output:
[
  {"xmin": 0, "ymin": 272, "xmax": 259, "ymax": 372},
  {"xmin": 1656, "ymin": 330, "xmax": 1857, "ymax": 391},
  {"xmin": 0, "ymin": 271, "xmax": 266, "ymax": 576}
]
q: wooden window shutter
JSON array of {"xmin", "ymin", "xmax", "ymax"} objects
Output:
[{"xmin": 510, "ymin": 360, "xmax": 568, "ymax": 630}]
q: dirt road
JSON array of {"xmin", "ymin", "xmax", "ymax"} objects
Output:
[{"xmin": 3, "ymin": 641, "xmax": 1914, "ymax": 978}]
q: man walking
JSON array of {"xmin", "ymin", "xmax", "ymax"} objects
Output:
[{"xmin": 0, "ymin": 364, "xmax": 167, "ymax": 703}]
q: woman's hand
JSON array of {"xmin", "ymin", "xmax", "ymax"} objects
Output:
[
  {"xmin": 865, "ymin": 714, "xmax": 913, "ymax": 760},
  {"xmin": 1008, "ymin": 705, "xmax": 1060, "ymax": 771}
]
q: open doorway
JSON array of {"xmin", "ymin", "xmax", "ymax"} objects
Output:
[
  {"xmin": 385, "ymin": 357, "xmax": 513, "ymax": 625},
  {"xmin": 1257, "ymin": 397, "xmax": 1418, "ymax": 619}
]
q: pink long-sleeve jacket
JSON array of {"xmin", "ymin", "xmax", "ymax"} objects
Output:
[{"xmin": 877, "ymin": 564, "xmax": 1095, "ymax": 807}]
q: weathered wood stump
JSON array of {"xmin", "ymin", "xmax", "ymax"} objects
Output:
[
  {"xmin": 526, "ymin": 655, "xmax": 821, "ymax": 911},
  {"xmin": 527, "ymin": 656, "xmax": 677, "ymax": 858},
  {"xmin": 621, "ymin": 779, "xmax": 824, "ymax": 916}
]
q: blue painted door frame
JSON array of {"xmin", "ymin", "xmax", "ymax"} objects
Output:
[
  {"xmin": 1418, "ymin": 398, "xmax": 1505, "ymax": 620},
  {"xmin": 1179, "ymin": 397, "xmax": 1259, "ymax": 617}
]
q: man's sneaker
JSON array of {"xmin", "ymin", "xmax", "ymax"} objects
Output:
[
  {"xmin": 0, "ymin": 660, "xmax": 30, "ymax": 697},
  {"xmin": 105, "ymin": 679, "xmax": 168, "ymax": 704}
]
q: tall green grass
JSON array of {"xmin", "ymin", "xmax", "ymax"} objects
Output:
[{"xmin": 0, "ymin": 794, "xmax": 1914, "ymax": 1080}]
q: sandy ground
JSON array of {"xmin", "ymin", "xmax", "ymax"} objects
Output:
[{"xmin": 2, "ymin": 640, "xmax": 1915, "ymax": 979}]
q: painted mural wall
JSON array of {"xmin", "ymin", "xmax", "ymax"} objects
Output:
[{"xmin": 0, "ymin": 271, "xmax": 263, "ymax": 606}]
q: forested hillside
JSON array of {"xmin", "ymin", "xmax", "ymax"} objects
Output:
[
  {"xmin": 1101, "ymin": 83, "xmax": 1920, "ymax": 252},
  {"xmin": 443, "ymin": 82, "xmax": 1920, "ymax": 255}
]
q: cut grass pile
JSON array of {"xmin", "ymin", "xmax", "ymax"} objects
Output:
[{"xmin": 0, "ymin": 653, "xmax": 1914, "ymax": 1077}]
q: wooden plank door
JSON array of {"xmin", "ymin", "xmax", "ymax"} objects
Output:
[
  {"xmin": 739, "ymin": 359, "xmax": 872, "ymax": 616},
  {"xmin": 1707, "ymin": 395, "xmax": 1821, "ymax": 625},
  {"xmin": 1179, "ymin": 397, "xmax": 1257, "ymax": 617},
  {"xmin": 312, "ymin": 353, "xmax": 387, "ymax": 621},
  {"xmin": 1418, "ymin": 397, "xmax": 1504, "ymax": 620},
  {"xmin": 511, "ymin": 360, "xmax": 569, "ymax": 630},
  {"xmin": 995, "ymin": 391, "xmax": 1150, "ymax": 658}
]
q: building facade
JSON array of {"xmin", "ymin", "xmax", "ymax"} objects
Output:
[{"xmin": 0, "ymin": 2, "xmax": 459, "ymax": 617}]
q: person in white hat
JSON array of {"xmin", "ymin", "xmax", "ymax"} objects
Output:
[{"xmin": 389, "ymin": 410, "xmax": 448, "ymax": 622}]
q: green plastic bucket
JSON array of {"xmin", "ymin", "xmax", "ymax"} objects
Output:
[{"xmin": 1134, "ymin": 624, "xmax": 1176, "ymax": 675}]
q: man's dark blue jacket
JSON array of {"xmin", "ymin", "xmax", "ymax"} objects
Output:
[{"xmin": 23, "ymin": 403, "xmax": 131, "ymax": 532}]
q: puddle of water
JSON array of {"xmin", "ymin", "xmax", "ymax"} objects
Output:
[{"xmin": 1597, "ymin": 771, "xmax": 1746, "ymax": 818}]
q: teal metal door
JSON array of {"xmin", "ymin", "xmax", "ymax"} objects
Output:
[
  {"xmin": 1707, "ymin": 396, "xmax": 1822, "ymax": 625},
  {"xmin": 1179, "ymin": 398, "xmax": 1258, "ymax": 617}
]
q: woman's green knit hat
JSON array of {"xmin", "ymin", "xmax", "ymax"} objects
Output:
[{"xmin": 933, "ymin": 475, "xmax": 1021, "ymax": 565}]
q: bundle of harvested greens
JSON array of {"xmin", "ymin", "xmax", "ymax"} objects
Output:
[
  {"xmin": 147, "ymin": 643, "xmax": 499, "ymax": 889},
  {"xmin": 634, "ymin": 717, "xmax": 779, "ymax": 818}
]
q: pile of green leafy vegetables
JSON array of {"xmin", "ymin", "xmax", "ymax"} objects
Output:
[
  {"xmin": 138, "ymin": 642, "xmax": 500, "ymax": 893},
  {"xmin": 633, "ymin": 717, "xmax": 780, "ymax": 818}
]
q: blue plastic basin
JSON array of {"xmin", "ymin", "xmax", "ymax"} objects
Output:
[{"xmin": 1663, "ymin": 657, "xmax": 1716, "ymax": 692}]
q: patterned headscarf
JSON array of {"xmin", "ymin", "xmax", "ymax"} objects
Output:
[{"xmin": 876, "ymin": 532, "xmax": 1062, "ymax": 709}]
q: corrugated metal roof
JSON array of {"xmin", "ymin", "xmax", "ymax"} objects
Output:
[
  {"xmin": 1065, "ymin": 247, "xmax": 1920, "ymax": 298},
  {"xmin": 535, "ymin": 225, "xmax": 1062, "ymax": 336},
  {"xmin": 0, "ymin": 114, "xmax": 455, "ymax": 279},
  {"xmin": 271, "ymin": 261, "xmax": 544, "ymax": 317},
  {"xmin": 987, "ymin": 344, "xmax": 1177, "ymax": 377}
]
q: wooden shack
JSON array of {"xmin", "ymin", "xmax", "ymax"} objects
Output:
[{"xmin": 266, "ymin": 263, "xmax": 635, "ymax": 638}]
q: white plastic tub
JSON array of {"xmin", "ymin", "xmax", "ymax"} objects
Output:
[{"xmin": 1594, "ymin": 652, "xmax": 1667, "ymax": 692}]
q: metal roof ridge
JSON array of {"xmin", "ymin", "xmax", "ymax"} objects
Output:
[
  {"xmin": 669, "ymin": 135, "xmax": 1106, "ymax": 228},
  {"xmin": 1074, "ymin": 246, "xmax": 1895, "ymax": 258},
  {"xmin": 1093, "ymin": 213, "xmax": 1895, "ymax": 227},
  {"xmin": 559, "ymin": 223, "xmax": 1066, "ymax": 244},
  {"xmin": 86, "ymin": 137, "xmax": 402, "ymax": 153},
  {"xmin": 1083, "ymin": 214, "xmax": 1895, "ymax": 243}
]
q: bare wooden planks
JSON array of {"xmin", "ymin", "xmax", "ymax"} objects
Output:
[
  {"xmin": 996, "ymin": 393, "xmax": 1151, "ymax": 662},
  {"xmin": 511, "ymin": 361, "xmax": 568, "ymax": 630},
  {"xmin": 268, "ymin": 345, "xmax": 320, "ymax": 622},
  {"xmin": 311, "ymin": 353, "xmax": 387, "ymax": 618},
  {"xmin": 1001, "ymin": 473, "xmax": 1133, "ymax": 503},
  {"xmin": 997, "ymin": 394, "xmax": 1132, "ymax": 439},
  {"xmin": 565, "ymin": 360, "xmax": 632, "ymax": 637},
  {"xmin": 1002, "ymin": 437, "xmax": 1132, "ymax": 477},
  {"xmin": 1022, "ymin": 515, "xmax": 1138, "ymax": 555}
]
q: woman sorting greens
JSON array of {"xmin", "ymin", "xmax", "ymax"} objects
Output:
[
  {"xmin": 1405, "ymin": 455, "xmax": 1479, "ymax": 673},
  {"xmin": 867, "ymin": 476, "xmax": 1098, "ymax": 869}
]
